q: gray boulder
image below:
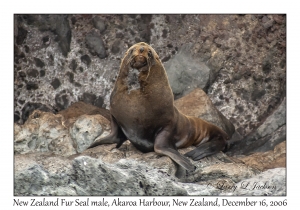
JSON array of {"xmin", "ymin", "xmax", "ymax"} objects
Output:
[
  {"xmin": 14, "ymin": 148, "xmax": 285, "ymax": 196},
  {"xmin": 85, "ymin": 31, "xmax": 107, "ymax": 58},
  {"xmin": 70, "ymin": 115, "xmax": 108, "ymax": 153},
  {"xmin": 164, "ymin": 44, "xmax": 211, "ymax": 98},
  {"xmin": 14, "ymin": 110, "xmax": 76, "ymax": 156},
  {"xmin": 221, "ymin": 168, "xmax": 286, "ymax": 196},
  {"xmin": 227, "ymin": 97, "xmax": 286, "ymax": 155}
]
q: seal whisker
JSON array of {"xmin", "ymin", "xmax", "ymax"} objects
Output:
[
  {"xmin": 145, "ymin": 57, "xmax": 151, "ymax": 81},
  {"xmin": 126, "ymin": 55, "xmax": 136, "ymax": 66}
]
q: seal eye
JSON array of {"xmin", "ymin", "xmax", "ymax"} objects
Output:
[{"xmin": 148, "ymin": 50, "xmax": 152, "ymax": 58}]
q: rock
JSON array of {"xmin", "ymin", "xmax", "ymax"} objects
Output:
[
  {"xmin": 70, "ymin": 115, "xmax": 110, "ymax": 153},
  {"xmin": 93, "ymin": 16, "xmax": 106, "ymax": 33},
  {"xmin": 174, "ymin": 88, "xmax": 235, "ymax": 137},
  {"xmin": 81, "ymin": 54, "xmax": 91, "ymax": 67},
  {"xmin": 207, "ymin": 49, "xmax": 225, "ymax": 84},
  {"xmin": 14, "ymin": 112, "xmax": 21, "ymax": 122},
  {"xmin": 238, "ymin": 141, "xmax": 286, "ymax": 171},
  {"xmin": 94, "ymin": 96, "xmax": 104, "ymax": 108},
  {"xmin": 198, "ymin": 163, "xmax": 257, "ymax": 183},
  {"xmin": 14, "ymin": 153, "xmax": 75, "ymax": 196},
  {"xmin": 55, "ymin": 91, "xmax": 71, "ymax": 111},
  {"xmin": 256, "ymin": 98, "xmax": 286, "ymax": 139},
  {"xmin": 111, "ymin": 39, "xmax": 121, "ymax": 54},
  {"xmin": 14, "ymin": 108, "xmax": 110, "ymax": 156},
  {"xmin": 227, "ymin": 97, "xmax": 286, "ymax": 155},
  {"xmin": 26, "ymin": 15, "xmax": 71, "ymax": 56},
  {"xmin": 58, "ymin": 101, "xmax": 110, "ymax": 120},
  {"xmin": 263, "ymin": 20, "xmax": 274, "ymax": 29},
  {"xmin": 33, "ymin": 57, "xmax": 45, "ymax": 68},
  {"xmin": 26, "ymin": 82, "xmax": 38, "ymax": 90},
  {"xmin": 220, "ymin": 168, "xmax": 286, "ymax": 196},
  {"xmin": 21, "ymin": 102, "xmax": 55, "ymax": 124},
  {"xmin": 69, "ymin": 59, "xmax": 77, "ymax": 71},
  {"xmin": 27, "ymin": 69, "xmax": 39, "ymax": 78},
  {"xmin": 14, "ymin": 106, "xmax": 284, "ymax": 196},
  {"xmin": 14, "ymin": 154, "xmax": 187, "ymax": 196},
  {"xmin": 164, "ymin": 44, "xmax": 211, "ymax": 98},
  {"xmin": 15, "ymin": 102, "xmax": 110, "ymax": 156},
  {"xmin": 16, "ymin": 26, "xmax": 28, "ymax": 45},
  {"xmin": 39, "ymin": 70, "xmax": 45, "ymax": 77},
  {"xmin": 81, "ymin": 92, "xmax": 96, "ymax": 104},
  {"xmin": 14, "ymin": 110, "xmax": 76, "ymax": 156},
  {"xmin": 14, "ymin": 141, "xmax": 282, "ymax": 196},
  {"xmin": 51, "ymin": 78, "xmax": 61, "ymax": 89},
  {"xmin": 55, "ymin": 15, "xmax": 72, "ymax": 57},
  {"xmin": 14, "ymin": 14, "xmax": 286, "ymax": 141},
  {"xmin": 66, "ymin": 71, "xmax": 74, "ymax": 83},
  {"xmin": 176, "ymin": 182, "xmax": 220, "ymax": 196},
  {"xmin": 85, "ymin": 31, "xmax": 107, "ymax": 59}
]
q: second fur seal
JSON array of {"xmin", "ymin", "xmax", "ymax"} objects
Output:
[{"xmin": 87, "ymin": 42, "xmax": 229, "ymax": 171}]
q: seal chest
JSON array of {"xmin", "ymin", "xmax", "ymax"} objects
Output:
[{"xmin": 126, "ymin": 68, "xmax": 140, "ymax": 93}]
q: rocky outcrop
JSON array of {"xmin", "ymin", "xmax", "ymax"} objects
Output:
[
  {"xmin": 14, "ymin": 108, "xmax": 110, "ymax": 156},
  {"xmin": 238, "ymin": 141, "xmax": 286, "ymax": 171},
  {"xmin": 14, "ymin": 145, "xmax": 286, "ymax": 196},
  {"xmin": 14, "ymin": 14, "xmax": 286, "ymax": 141},
  {"xmin": 220, "ymin": 168, "xmax": 286, "ymax": 196},
  {"xmin": 14, "ymin": 90, "xmax": 286, "ymax": 196},
  {"xmin": 227, "ymin": 97, "xmax": 286, "ymax": 155}
]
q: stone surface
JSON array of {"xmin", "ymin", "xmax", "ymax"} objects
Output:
[
  {"xmin": 70, "ymin": 114, "xmax": 110, "ymax": 153},
  {"xmin": 238, "ymin": 141, "xmax": 286, "ymax": 171},
  {"xmin": 14, "ymin": 110, "xmax": 76, "ymax": 156},
  {"xmin": 175, "ymin": 88, "xmax": 235, "ymax": 137},
  {"xmin": 93, "ymin": 16, "xmax": 106, "ymax": 33},
  {"xmin": 14, "ymin": 15, "xmax": 286, "ymax": 142},
  {"xmin": 14, "ymin": 146, "xmax": 285, "ymax": 196},
  {"xmin": 20, "ymin": 102, "xmax": 56, "ymax": 124},
  {"xmin": 14, "ymin": 112, "xmax": 285, "ymax": 196},
  {"xmin": 227, "ymin": 97, "xmax": 286, "ymax": 155},
  {"xmin": 220, "ymin": 168, "xmax": 286, "ymax": 196},
  {"xmin": 14, "ymin": 108, "xmax": 110, "ymax": 156},
  {"xmin": 164, "ymin": 44, "xmax": 211, "ymax": 98},
  {"xmin": 58, "ymin": 101, "xmax": 110, "ymax": 121},
  {"xmin": 85, "ymin": 31, "xmax": 107, "ymax": 58}
]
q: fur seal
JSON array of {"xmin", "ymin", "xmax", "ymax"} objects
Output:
[{"xmin": 88, "ymin": 42, "xmax": 229, "ymax": 171}]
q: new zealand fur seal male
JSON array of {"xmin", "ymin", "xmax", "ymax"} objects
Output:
[{"xmin": 87, "ymin": 42, "xmax": 229, "ymax": 171}]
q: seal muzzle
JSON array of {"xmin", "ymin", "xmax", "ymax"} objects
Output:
[{"xmin": 130, "ymin": 55, "xmax": 147, "ymax": 69}]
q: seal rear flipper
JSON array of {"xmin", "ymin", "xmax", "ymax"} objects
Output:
[
  {"xmin": 87, "ymin": 115, "xmax": 127, "ymax": 149},
  {"xmin": 184, "ymin": 137, "xmax": 226, "ymax": 161},
  {"xmin": 154, "ymin": 128, "xmax": 195, "ymax": 171}
]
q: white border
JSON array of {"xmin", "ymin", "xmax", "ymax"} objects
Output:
[{"xmin": 3, "ymin": 0, "xmax": 297, "ymax": 208}]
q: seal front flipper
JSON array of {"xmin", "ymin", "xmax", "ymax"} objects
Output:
[
  {"xmin": 184, "ymin": 137, "xmax": 226, "ymax": 161},
  {"xmin": 154, "ymin": 128, "xmax": 195, "ymax": 171},
  {"xmin": 87, "ymin": 115, "xmax": 127, "ymax": 149}
]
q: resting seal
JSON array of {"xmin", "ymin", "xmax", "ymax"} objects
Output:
[{"xmin": 88, "ymin": 42, "xmax": 229, "ymax": 171}]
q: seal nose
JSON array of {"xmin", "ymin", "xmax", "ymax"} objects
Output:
[{"xmin": 139, "ymin": 47, "xmax": 144, "ymax": 53}]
